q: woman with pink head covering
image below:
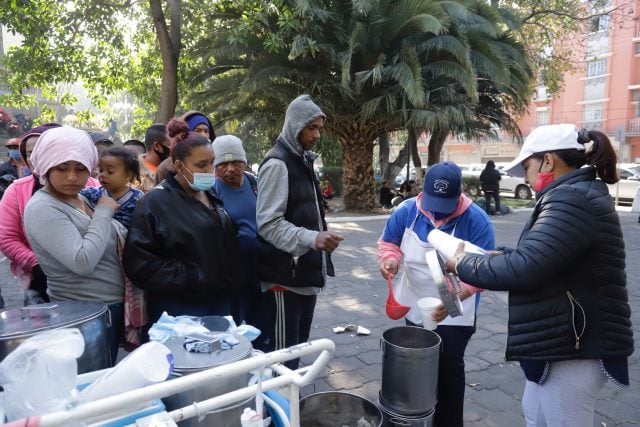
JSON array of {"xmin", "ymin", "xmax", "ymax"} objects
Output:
[
  {"xmin": 24, "ymin": 126, "xmax": 124, "ymax": 366},
  {"xmin": 0, "ymin": 124, "xmax": 101, "ymax": 306}
]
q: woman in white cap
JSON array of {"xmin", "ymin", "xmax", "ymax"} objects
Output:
[
  {"xmin": 446, "ymin": 124, "xmax": 634, "ymax": 426},
  {"xmin": 23, "ymin": 126, "xmax": 123, "ymax": 365}
]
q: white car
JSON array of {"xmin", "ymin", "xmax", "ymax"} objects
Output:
[
  {"xmin": 461, "ymin": 163, "xmax": 532, "ymax": 199},
  {"xmin": 607, "ymin": 164, "xmax": 640, "ymax": 203}
]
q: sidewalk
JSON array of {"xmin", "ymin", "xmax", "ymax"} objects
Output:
[
  {"xmin": 1, "ymin": 210, "xmax": 638, "ymax": 426},
  {"xmin": 301, "ymin": 210, "xmax": 640, "ymax": 427}
]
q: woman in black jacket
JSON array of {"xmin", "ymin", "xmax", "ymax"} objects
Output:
[
  {"xmin": 446, "ymin": 124, "xmax": 633, "ymax": 427},
  {"xmin": 479, "ymin": 160, "xmax": 501, "ymax": 215},
  {"xmin": 124, "ymin": 119, "xmax": 243, "ymax": 327}
]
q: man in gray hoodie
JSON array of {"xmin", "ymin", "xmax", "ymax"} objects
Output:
[{"xmin": 256, "ymin": 94, "xmax": 343, "ymax": 368}]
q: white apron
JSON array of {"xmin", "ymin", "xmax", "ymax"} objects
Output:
[{"xmin": 393, "ymin": 213, "xmax": 476, "ymax": 326}]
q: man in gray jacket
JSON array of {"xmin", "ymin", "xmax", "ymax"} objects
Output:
[{"xmin": 256, "ymin": 94, "xmax": 343, "ymax": 368}]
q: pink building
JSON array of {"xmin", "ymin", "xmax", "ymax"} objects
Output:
[{"xmin": 518, "ymin": 1, "xmax": 640, "ymax": 162}]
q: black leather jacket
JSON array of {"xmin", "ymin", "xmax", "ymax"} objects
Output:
[
  {"xmin": 458, "ymin": 167, "xmax": 634, "ymax": 361},
  {"xmin": 124, "ymin": 175, "xmax": 243, "ymax": 321}
]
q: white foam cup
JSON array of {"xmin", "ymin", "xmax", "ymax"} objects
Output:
[{"xmin": 417, "ymin": 297, "xmax": 442, "ymax": 330}]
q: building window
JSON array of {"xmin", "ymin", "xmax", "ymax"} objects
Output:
[
  {"xmin": 588, "ymin": 14, "xmax": 610, "ymax": 32},
  {"xmin": 635, "ymin": 43, "xmax": 640, "ymax": 55},
  {"xmin": 635, "ymin": 103, "xmax": 640, "ymax": 118},
  {"xmin": 586, "ymin": 59, "xmax": 607, "ymax": 77},
  {"xmin": 536, "ymin": 109, "xmax": 550, "ymax": 125},
  {"xmin": 583, "ymin": 103, "xmax": 604, "ymax": 122}
]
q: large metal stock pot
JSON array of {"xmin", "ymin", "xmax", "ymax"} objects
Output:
[{"xmin": 0, "ymin": 301, "xmax": 111, "ymax": 373}]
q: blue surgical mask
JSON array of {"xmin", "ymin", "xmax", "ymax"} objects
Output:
[
  {"xmin": 8, "ymin": 149, "xmax": 21, "ymax": 161},
  {"xmin": 182, "ymin": 164, "xmax": 215, "ymax": 191}
]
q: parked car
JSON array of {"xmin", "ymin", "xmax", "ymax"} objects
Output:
[
  {"xmin": 460, "ymin": 163, "xmax": 532, "ymax": 199},
  {"xmin": 607, "ymin": 164, "xmax": 640, "ymax": 204}
]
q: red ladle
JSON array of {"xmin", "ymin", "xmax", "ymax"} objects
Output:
[{"xmin": 385, "ymin": 273, "xmax": 411, "ymax": 320}]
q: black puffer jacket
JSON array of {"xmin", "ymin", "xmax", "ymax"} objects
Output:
[
  {"xmin": 458, "ymin": 167, "xmax": 633, "ymax": 361},
  {"xmin": 124, "ymin": 174, "xmax": 243, "ymax": 322}
]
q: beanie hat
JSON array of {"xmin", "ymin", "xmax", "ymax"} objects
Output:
[
  {"xmin": 186, "ymin": 114, "xmax": 209, "ymax": 131},
  {"xmin": 421, "ymin": 162, "xmax": 463, "ymax": 214},
  {"xmin": 212, "ymin": 135, "xmax": 247, "ymax": 167}
]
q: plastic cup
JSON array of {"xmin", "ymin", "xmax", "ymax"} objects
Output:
[{"xmin": 417, "ymin": 297, "xmax": 441, "ymax": 330}]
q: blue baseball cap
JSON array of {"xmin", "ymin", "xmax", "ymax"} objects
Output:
[{"xmin": 421, "ymin": 162, "xmax": 462, "ymax": 214}]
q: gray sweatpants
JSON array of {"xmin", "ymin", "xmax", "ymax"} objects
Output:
[{"xmin": 522, "ymin": 359, "xmax": 607, "ymax": 427}]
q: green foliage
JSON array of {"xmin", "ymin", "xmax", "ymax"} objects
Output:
[
  {"xmin": 315, "ymin": 135, "xmax": 343, "ymax": 168},
  {"xmin": 462, "ymin": 175, "xmax": 481, "ymax": 198},
  {"xmin": 322, "ymin": 166, "xmax": 343, "ymax": 196}
]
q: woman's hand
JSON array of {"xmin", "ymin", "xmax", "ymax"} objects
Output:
[
  {"xmin": 379, "ymin": 259, "xmax": 399, "ymax": 279},
  {"xmin": 445, "ymin": 242, "xmax": 465, "ymax": 274},
  {"xmin": 97, "ymin": 195, "xmax": 119, "ymax": 213}
]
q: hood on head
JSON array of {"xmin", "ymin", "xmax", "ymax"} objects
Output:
[{"xmin": 279, "ymin": 94, "xmax": 325, "ymax": 154}]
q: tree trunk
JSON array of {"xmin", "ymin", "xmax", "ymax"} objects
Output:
[
  {"xmin": 341, "ymin": 136, "xmax": 376, "ymax": 210},
  {"xmin": 149, "ymin": 0, "xmax": 180, "ymax": 123},
  {"xmin": 427, "ymin": 127, "xmax": 448, "ymax": 165},
  {"xmin": 378, "ymin": 132, "xmax": 390, "ymax": 179}
]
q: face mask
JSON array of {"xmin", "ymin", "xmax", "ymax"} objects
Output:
[
  {"xmin": 182, "ymin": 164, "xmax": 215, "ymax": 191},
  {"xmin": 432, "ymin": 211, "xmax": 450, "ymax": 220},
  {"xmin": 154, "ymin": 145, "xmax": 170, "ymax": 162},
  {"xmin": 533, "ymin": 160, "xmax": 555, "ymax": 193},
  {"xmin": 8, "ymin": 149, "xmax": 21, "ymax": 161}
]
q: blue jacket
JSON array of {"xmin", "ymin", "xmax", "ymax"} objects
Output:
[{"xmin": 381, "ymin": 198, "xmax": 495, "ymax": 251}]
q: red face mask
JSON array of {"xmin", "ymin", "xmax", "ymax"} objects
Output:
[{"xmin": 533, "ymin": 159, "xmax": 554, "ymax": 192}]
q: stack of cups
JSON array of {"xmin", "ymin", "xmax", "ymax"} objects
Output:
[{"xmin": 417, "ymin": 297, "xmax": 441, "ymax": 330}]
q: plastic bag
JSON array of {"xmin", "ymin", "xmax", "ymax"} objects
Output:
[
  {"xmin": 0, "ymin": 328, "xmax": 84, "ymax": 421},
  {"xmin": 148, "ymin": 312, "xmax": 210, "ymax": 343}
]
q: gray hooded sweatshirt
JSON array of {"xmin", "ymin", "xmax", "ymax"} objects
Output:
[{"xmin": 256, "ymin": 94, "xmax": 326, "ymax": 294}]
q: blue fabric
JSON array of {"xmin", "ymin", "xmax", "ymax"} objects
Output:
[
  {"xmin": 80, "ymin": 186, "xmax": 144, "ymax": 228},
  {"xmin": 381, "ymin": 197, "xmax": 495, "ymax": 251},
  {"xmin": 212, "ymin": 175, "xmax": 258, "ymax": 254}
]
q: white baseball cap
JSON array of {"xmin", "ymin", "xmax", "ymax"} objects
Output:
[{"xmin": 505, "ymin": 124, "xmax": 585, "ymax": 177}]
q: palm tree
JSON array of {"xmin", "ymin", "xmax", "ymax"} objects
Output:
[{"xmin": 194, "ymin": 0, "xmax": 532, "ymax": 209}]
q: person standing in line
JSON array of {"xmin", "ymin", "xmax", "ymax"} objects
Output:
[
  {"xmin": 211, "ymin": 135, "xmax": 263, "ymax": 332},
  {"xmin": 379, "ymin": 180, "xmax": 395, "ymax": 209},
  {"xmin": 479, "ymin": 160, "xmax": 501, "ymax": 215},
  {"xmin": 446, "ymin": 124, "xmax": 634, "ymax": 427},
  {"xmin": 137, "ymin": 123, "xmax": 170, "ymax": 192},
  {"xmin": 155, "ymin": 111, "xmax": 215, "ymax": 184},
  {"xmin": 123, "ymin": 119, "xmax": 243, "ymax": 327},
  {"xmin": 256, "ymin": 94, "xmax": 344, "ymax": 368},
  {"xmin": 378, "ymin": 162, "xmax": 495, "ymax": 427},
  {"xmin": 23, "ymin": 126, "xmax": 123, "ymax": 365}
]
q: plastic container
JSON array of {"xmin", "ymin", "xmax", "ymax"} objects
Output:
[
  {"xmin": 80, "ymin": 341, "xmax": 173, "ymax": 402},
  {"xmin": 240, "ymin": 408, "xmax": 262, "ymax": 427},
  {"xmin": 416, "ymin": 298, "xmax": 441, "ymax": 330}
]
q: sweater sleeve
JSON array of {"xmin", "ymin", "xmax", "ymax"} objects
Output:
[
  {"xmin": 457, "ymin": 188, "xmax": 596, "ymax": 292},
  {"xmin": 24, "ymin": 197, "xmax": 115, "ymax": 276},
  {"xmin": 256, "ymin": 159, "xmax": 318, "ymax": 256},
  {"xmin": 0, "ymin": 181, "xmax": 38, "ymax": 269}
]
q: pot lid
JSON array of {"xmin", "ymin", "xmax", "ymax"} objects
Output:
[
  {"xmin": 0, "ymin": 301, "xmax": 108, "ymax": 338},
  {"xmin": 164, "ymin": 334, "xmax": 252, "ymax": 372}
]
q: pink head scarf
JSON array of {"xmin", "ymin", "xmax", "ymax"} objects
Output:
[{"xmin": 30, "ymin": 126, "xmax": 98, "ymax": 185}]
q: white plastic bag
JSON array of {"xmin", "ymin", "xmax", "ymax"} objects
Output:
[{"xmin": 0, "ymin": 328, "xmax": 84, "ymax": 421}]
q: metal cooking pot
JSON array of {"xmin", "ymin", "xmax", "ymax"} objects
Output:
[
  {"xmin": 162, "ymin": 333, "xmax": 253, "ymax": 427},
  {"xmin": 0, "ymin": 301, "xmax": 111, "ymax": 374},
  {"xmin": 299, "ymin": 391, "xmax": 383, "ymax": 427}
]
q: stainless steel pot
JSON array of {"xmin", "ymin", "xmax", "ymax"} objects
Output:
[
  {"xmin": 380, "ymin": 326, "xmax": 441, "ymax": 416},
  {"xmin": 299, "ymin": 391, "xmax": 383, "ymax": 427},
  {"xmin": 162, "ymin": 333, "xmax": 253, "ymax": 427},
  {"xmin": 0, "ymin": 301, "xmax": 111, "ymax": 374}
]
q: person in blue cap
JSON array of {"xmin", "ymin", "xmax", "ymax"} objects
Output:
[{"xmin": 377, "ymin": 162, "xmax": 495, "ymax": 427}]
